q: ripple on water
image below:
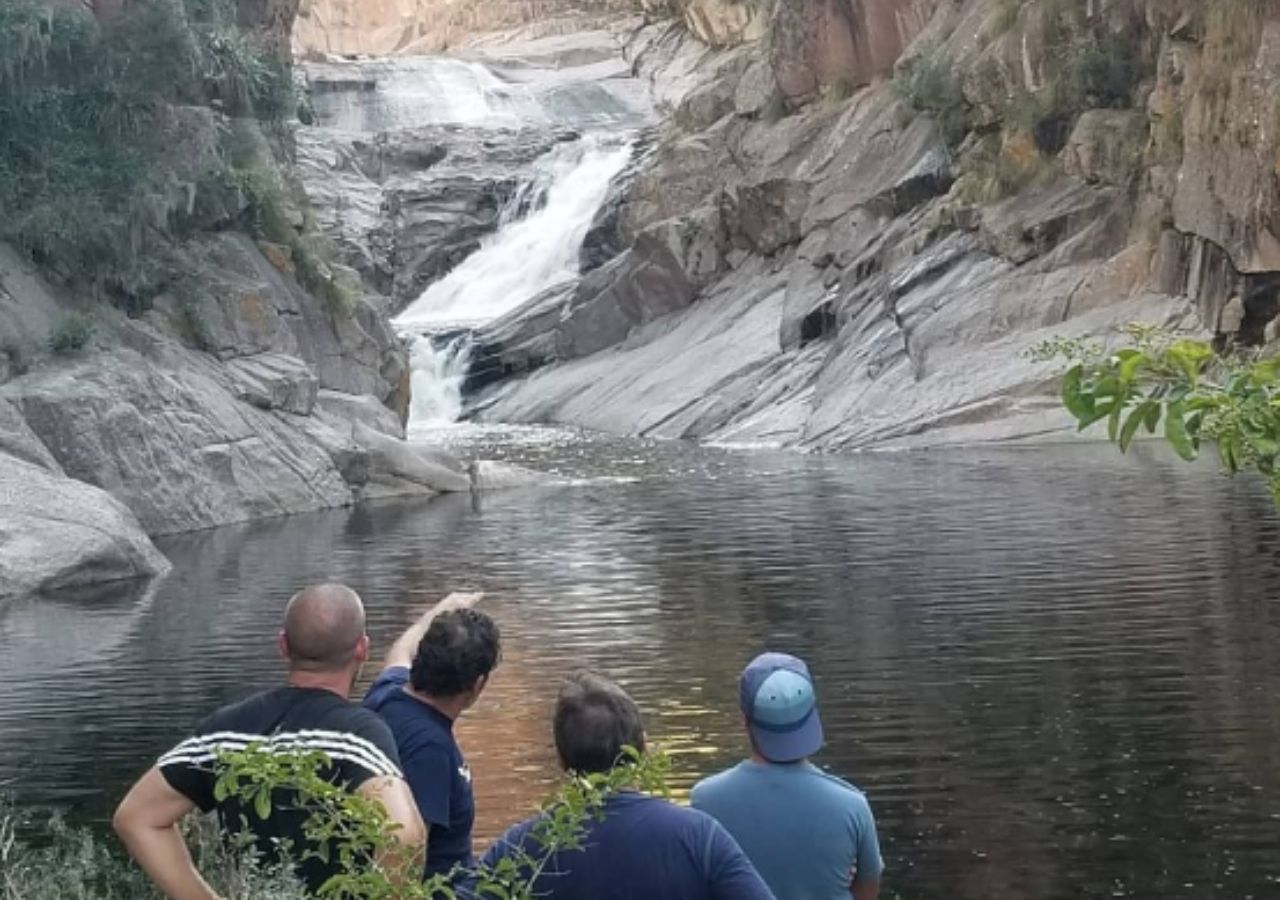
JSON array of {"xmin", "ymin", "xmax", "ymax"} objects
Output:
[{"xmin": 1, "ymin": 438, "xmax": 1280, "ymax": 899}]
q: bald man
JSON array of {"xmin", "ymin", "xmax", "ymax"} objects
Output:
[{"xmin": 113, "ymin": 584, "xmax": 425, "ymax": 899}]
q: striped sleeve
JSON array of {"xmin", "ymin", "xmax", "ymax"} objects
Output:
[{"xmin": 159, "ymin": 727, "xmax": 403, "ymax": 810}]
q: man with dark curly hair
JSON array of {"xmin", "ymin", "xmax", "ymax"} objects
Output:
[{"xmin": 363, "ymin": 592, "xmax": 500, "ymax": 883}]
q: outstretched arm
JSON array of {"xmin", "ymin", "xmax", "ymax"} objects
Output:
[
  {"xmin": 384, "ymin": 592, "xmax": 484, "ymax": 669},
  {"xmin": 113, "ymin": 768, "xmax": 222, "ymax": 900}
]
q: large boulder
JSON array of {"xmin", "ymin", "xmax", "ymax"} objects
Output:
[
  {"xmin": 0, "ymin": 455, "xmax": 169, "ymax": 600},
  {"xmin": 3, "ymin": 345, "xmax": 354, "ymax": 535}
]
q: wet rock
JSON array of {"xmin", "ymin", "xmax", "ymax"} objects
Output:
[
  {"xmin": 353, "ymin": 422, "xmax": 471, "ymax": 495},
  {"xmin": 297, "ymin": 123, "xmax": 568, "ymax": 312}
]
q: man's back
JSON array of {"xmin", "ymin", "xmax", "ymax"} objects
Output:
[
  {"xmin": 480, "ymin": 793, "xmax": 776, "ymax": 900},
  {"xmin": 364, "ymin": 666, "xmax": 476, "ymax": 879},
  {"xmin": 692, "ymin": 762, "xmax": 882, "ymax": 900},
  {"xmin": 158, "ymin": 685, "xmax": 403, "ymax": 893}
]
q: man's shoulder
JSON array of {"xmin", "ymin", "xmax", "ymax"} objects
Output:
[
  {"xmin": 805, "ymin": 766, "xmax": 870, "ymax": 803},
  {"xmin": 483, "ymin": 814, "xmax": 542, "ymax": 862},
  {"xmin": 692, "ymin": 762, "xmax": 748, "ymax": 795}
]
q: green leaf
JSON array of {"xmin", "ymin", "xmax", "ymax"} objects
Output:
[
  {"xmin": 1116, "ymin": 349, "xmax": 1145, "ymax": 384},
  {"xmin": 1247, "ymin": 434, "xmax": 1280, "ymax": 458},
  {"xmin": 1077, "ymin": 398, "xmax": 1115, "ymax": 431},
  {"xmin": 1143, "ymin": 401, "xmax": 1161, "ymax": 433},
  {"xmin": 1107, "ymin": 398, "xmax": 1123, "ymax": 442},
  {"xmin": 1120, "ymin": 400, "xmax": 1154, "ymax": 453},
  {"xmin": 253, "ymin": 786, "xmax": 272, "ymax": 821},
  {"xmin": 1061, "ymin": 364, "xmax": 1093, "ymax": 421},
  {"xmin": 1219, "ymin": 434, "xmax": 1238, "ymax": 472},
  {"xmin": 1165, "ymin": 401, "xmax": 1198, "ymax": 461}
]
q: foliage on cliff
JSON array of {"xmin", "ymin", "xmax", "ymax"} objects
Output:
[{"xmin": 0, "ymin": 0, "xmax": 301, "ymax": 310}]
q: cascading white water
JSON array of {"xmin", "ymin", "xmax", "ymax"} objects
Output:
[
  {"xmin": 395, "ymin": 134, "xmax": 633, "ymax": 331},
  {"xmin": 309, "ymin": 57, "xmax": 640, "ymax": 133},
  {"xmin": 395, "ymin": 134, "xmax": 632, "ymax": 432},
  {"xmin": 407, "ymin": 334, "xmax": 471, "ymax": 427}
]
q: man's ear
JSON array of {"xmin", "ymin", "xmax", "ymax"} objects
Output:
[
  {"xmin": 354, "ymin": 633, "xmax": 370, "ymax": 664},
  {"xmin": 277, "ymin": 630, "xmax": 290, "ymax": 661}
]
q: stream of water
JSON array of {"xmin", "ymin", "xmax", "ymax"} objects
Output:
[{"xmin": 2, "ymin": 436, "xmax": 1279, "ymax": 900}]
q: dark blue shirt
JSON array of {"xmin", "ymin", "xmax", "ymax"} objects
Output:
[
  {"xmin": 479, "ymin": 792, "xmax": 776, "ymax": 900},
  {"xmin": 363, "ymin": 667, "xmax": 475, "ymax": 880}
]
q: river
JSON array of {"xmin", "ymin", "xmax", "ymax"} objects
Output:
[{"xmin": 2, "ymin": 431, "xmax": 1279, "ymax": 900}]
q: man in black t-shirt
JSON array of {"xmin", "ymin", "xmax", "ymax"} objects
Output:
[{"xmin": 114, "ymin": 584, "xmax": 426, "ymax": 899}]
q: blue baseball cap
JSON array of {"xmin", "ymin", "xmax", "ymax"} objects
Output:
[{"xmin": 739, "ymin": 652, "xmax": 824, "ymax": 763}]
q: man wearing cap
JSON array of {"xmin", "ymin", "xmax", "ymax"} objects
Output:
[{"xmin": 691, "ymin": 652, "xmax": 883, "ymax": 900}]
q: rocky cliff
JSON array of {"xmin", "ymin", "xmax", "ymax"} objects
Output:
[
  {"xmin": 468, "ymin": 0, "xmax": 1276, "ymax": 448},
  {"xmin": 294, "ymin": 0, "xmax": 635, "ymax": 56},
  {"xmin": 0, "ymin": 0, "xmax": 504, "ymax": 602}
]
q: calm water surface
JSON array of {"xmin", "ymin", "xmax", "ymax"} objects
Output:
[{"xmin": 2, "ymin": 431, "xmax": 1279, "ymax": 899}]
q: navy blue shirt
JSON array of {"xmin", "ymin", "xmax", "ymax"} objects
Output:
[
  {"xmin": 479, "ymin": 792, "xmax": 777, "ymax": 900},
  {"xmin": 364, "ymin": 667, "xmax": 475, "ymax": 880}
]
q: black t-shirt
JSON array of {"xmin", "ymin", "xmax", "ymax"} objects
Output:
[{"xmin": 158, "ymin": 686, "xmax": 403, "ymax": 893}]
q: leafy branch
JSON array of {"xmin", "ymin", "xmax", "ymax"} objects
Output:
[
  {"xmin": 1031, "ymin": 323, "xmax": 1280, "ymax": 501},
  {"xmin": 214, "ymin": 743, "xmax": 671, "ymax": 900}
]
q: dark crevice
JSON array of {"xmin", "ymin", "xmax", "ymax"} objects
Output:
[{"xmin": 799, "ymin": 302, "xmax": 837, "ymax": 347}]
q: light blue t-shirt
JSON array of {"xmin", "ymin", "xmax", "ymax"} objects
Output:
[{"xmin": 691, "ymin": 761, "xmax": 883, "ymax": 900}]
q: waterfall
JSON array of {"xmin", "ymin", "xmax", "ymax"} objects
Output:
[
  {"xmin": 394, "ymin": 134, "xmax": 632, "ymax": 430},
  {"xmin": 396, "ymin": 135, "xmax": 632, "ymax": 331},
  {"xmin": 407, "ymin": 334, "xmax": 471, "ymax": 428}
]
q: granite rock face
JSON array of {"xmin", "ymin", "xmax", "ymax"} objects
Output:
[
  {"xmin": 0, "ymin": 238, "xmax": 493, "ymax": 601},
  {"xmin": 0, "ymin": 456, "xmax": 171, "ymax": 602},
  {"xmin": 469, "ymin": 2, "xmax": 1248, "ymax": 448}
]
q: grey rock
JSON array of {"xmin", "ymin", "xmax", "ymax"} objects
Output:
[
  {"xmin": 297, "ymin": 124, "xmax": 574, "ymax": 312},
  {"xmin": 0, "ymin": 454, "xmax": 169, "ymax": 601},
  {"xmin": 720, "ymin": 178, "xmax": 810, "ymax": 255},
  {"xmin": 734, "ymin": 57, "xmax": 777, "ymax": 117},
  {"xmin": 1062, "ymin": 110, "xmax": 1150, "ymax": 188},
  {"xmin": 5, "ymin": 345, "xmax": 354, "ymax": 535},
  {"xmin": 227, "ymin": 353, "xmax": 320, "ymax": 415},
  {"xmin": 354, "ymin": 422, "xmax": 472, "ymax": 494},
  {"xmin": 316, "ymin": 389, "xmax": 406, "ymax": 439},
  {"xmin": 0, "ymin": 397, "xmax": 60, "ymax": 472},
  {"xmin": 979, "ymin": 177, "xmax": 1121, "ymax": 265}
]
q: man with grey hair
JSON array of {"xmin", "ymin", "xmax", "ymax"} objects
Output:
[{"xmin": 114, "ymin": 584, "xmax": 425, "ymax": 899}]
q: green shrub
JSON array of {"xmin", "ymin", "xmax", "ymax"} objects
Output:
[
  {"xmin": 47, "ymin": 313, "xmax": 94, "ymax": 355},
  {"xmin": 0, "ymin": 802, "xmax": 307, "ymax": 900},
  {"xmin": 893, "ymin": 50, "xmax": 972, "ymax": 146},
  {"xmin": 0, "ymin": 0, "xmax": 298, "ymax": 305}
]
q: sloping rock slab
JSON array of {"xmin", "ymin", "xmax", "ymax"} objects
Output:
[{"xmin": 0, "ymin": 455, "xmax": 169, "ymax": 601}]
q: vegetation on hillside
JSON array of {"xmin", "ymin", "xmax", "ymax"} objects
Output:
[
  {"xmin": 0, "ymin": 0, "xmax": 351, "ymax": 331},
  {"xmin": 894, "ymin": 0, "xmax": 1156, "ymax": 205}
]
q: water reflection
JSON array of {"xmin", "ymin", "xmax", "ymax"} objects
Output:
[{"xmin": 2, "ymin": 437, "xmax": 1279, "ymax": 899}]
